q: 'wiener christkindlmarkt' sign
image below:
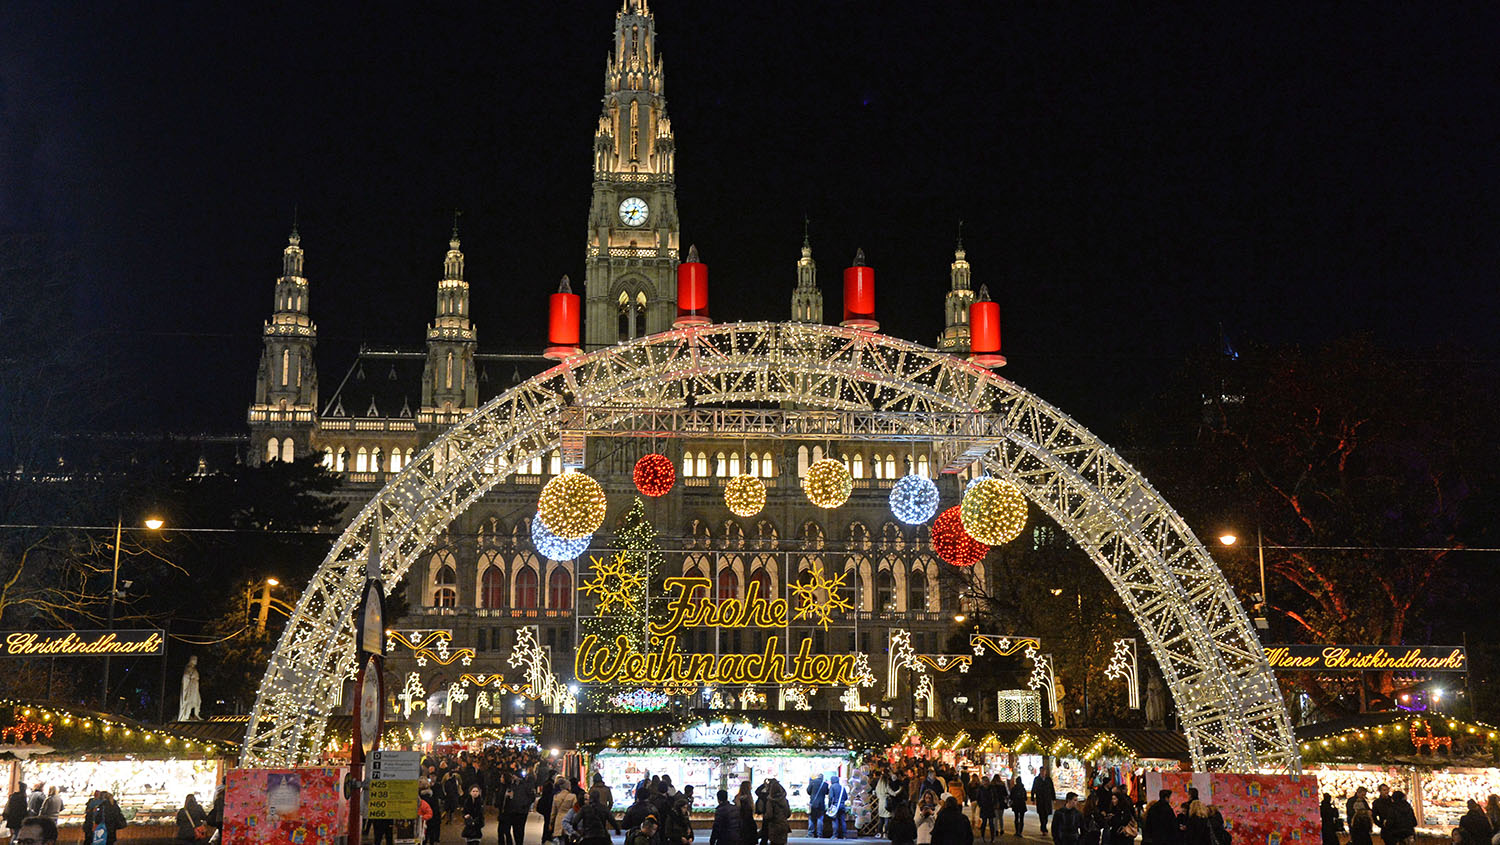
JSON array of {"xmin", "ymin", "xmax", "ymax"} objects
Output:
[
  {"xmin": 1266, "ymin": 645, "xmax": 1467, "ymax": 672},
  {"xmin": 1, "ymin": 629, "xmax": 166, "ymax": 657}
]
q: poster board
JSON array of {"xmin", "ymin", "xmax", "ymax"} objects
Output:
[{"xmin": 223, "ymin": 767, "xmax": 348, "ymax": 845}]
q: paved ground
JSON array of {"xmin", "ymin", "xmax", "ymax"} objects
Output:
[{"xmin": 419, "ymin": 810, "xmax": 1058, "ymax": 845}]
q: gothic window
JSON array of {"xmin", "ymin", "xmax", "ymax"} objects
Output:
[
  {"xmin": 798, "ymin": 521, "xmax": 825, "ymax": 550},
  {"xmin": 295, "ymin": 353, "xmax": 301, "ymax": 387},
  {"xmin": 754, "ymin": 520, "xmax": 778, "ymax": 549},
  {"xmin": 847, "ymin": 522, "xmax": 871, "ymax": 551},
  {"xmin": 682, "ymin": 453, "xmax": 695, "ymax": 478},
  {"xmin": 812, "ymin": 445, "xmax": 825, "ymax": 462},
  {"xmin": 445, "ymin": 352, "xmax": 454, "ymax": 390},
  {"xmin": 872, "ymin": 453, "xmax": 884, "ymax": 480},
  {"xmin": 688, "ymin": 519, "xmax": 712, "ymax": 549},
  {"xmin": 322, "ymin": 447, "xmax": 334, "ymax": 469},
  {"xmin": 746, "ymin": 452, "xmax": 759, "ymax": 477},
  {"xmin": 717, "ymin": 567, "xmax": 738, "ymax": 601},
  {"xmin": 355, "ymin": 447, "xmax": 369, "ymax": 472},
  {"xmin": 875, "ymin": 570, "xmax": 894, "ymax": 612},
  {"xmin": 695, "ymin": 451, "xmax": 708, "ymax": 477},
  {"xmin": 719, "ymin": 520, "xmax": 745, "ymax": 549},
  {"xmin": 547, "ymin": 567, "xmax": 573, "ymax": 610},
  {"xmin": 514, "ymin": 565, "xmax": 539, "ymax": 609},
  {"xmin": 917, "ymin": 455, "xmax": 930, "ymax": 478},
  {"xmin": 336, "ymin": 447, "xmax": 348, "ymax": 472},
  {"xmin": 908, "ymin": 568, "xmax": 927, "ymax": 613},
  {"xmin": 728, "ymin": 451, "xmax": 741, "ymax": 476},
  {"xmin": 797, "ymin": 446, "xmax": 809, "ymax": 477},
  {"xmin": 885, "ymin": 454, "xmax": 898, "ymax": 479},
  {"xmin": 683, "ymin": 555, "xmax": 709, "ymax": 582},
  {"xmin": 430, "ymin": 552, "xmax": 458, "ymax": 607},
  {"xmin": 266, "ymin": 438, "xmax": 280, "ymax": 463},
  {"xmin": 481, "ymin": 563, "xmax": 506, "ymax": 609},
  {"xmin": 881, "ymin": 521, "xmax": 905, "ymax": 549},
  {"xmin": 549, "ymin": 448, "xmax": 562, "ymax": 475},
  {"xmin": 850, "ymin": 453, "xmax": 863, "ymax": 478},
  {"xmin": 281, "ymin": 438, "xmax": 294, "ymax": 462},
  {"xmin": 749, "ymin": 562, "xmax": 774, "ymax": 599},
  {"xmin": 390, "ymin": 450, "xmax": 403, "ymax": 473},
  {"xmin": 715, "ymin": 451, "xmax": 727, "ymax": 478},
  {"xmin": 281, "ymin": 349, "xmax": 290, "ymax": 386},
  {"xmin": 371, "ymin": 447, "xmax": 383, "ymax": 473},
  {"xmin": 526, "ymin": 454, "xmax": 542, "ymax": 475}
]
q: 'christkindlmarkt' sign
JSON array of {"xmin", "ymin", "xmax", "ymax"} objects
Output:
[
  {"xmin": 0, "ymin": 629, "xmax": 166, "ymax": 657},
  {"xmin": 1266, "ymin": 645, "xmax": 1467, "ymax": 672},
  {"xmin": 575, "ymin": 576, "xmax": 863, "ymax": 688}
]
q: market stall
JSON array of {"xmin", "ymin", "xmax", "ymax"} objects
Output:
[
  {"xmin": 0, "ymin": 700, "xmax": 233, "ymax": 829},
  {"xmin": 550, "ymin": 710, "xmax": 888, "ymax": 813},
  {"xmin": 1298, "ymin": 712, "xmax": 1500, "ymax": 830}
]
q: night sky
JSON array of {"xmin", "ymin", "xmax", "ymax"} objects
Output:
[{"xmin": 2, "ymin": 2, "xmax": 1496, "ymax": 435}]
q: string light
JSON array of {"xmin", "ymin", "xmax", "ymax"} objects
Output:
[
  {"xmin": 537, "ymin": 471, "xmax": 607, "ymax": 539},
  {"xmin": 889, "ymin": 473, "xmax": 939, "ymax": 525},
  {"xmin": 932, "ymin": 506, "xmax": 988, "ymax": 566},
  {"xmin": 802, "ymin": 458, "xmax": 853, "ymax": 509},
  {"xmin": 530, "ymin": 514, "xmax": 591, "ymax": 561},
  {"xmin": 633, "ymin": 453, "xmax": 676, "ymax": 497},
  {"xmin": 960, "ymin": 477, "xmax": 1027, "ymax": 545},
  {"xmin": 724, "ymin": 474, "xmax": 767, "ymax": 517}
]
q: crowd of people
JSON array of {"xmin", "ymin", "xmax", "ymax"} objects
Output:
[
  {"xmin": 1320, "ymin": 785, "xmax": 1500, "ymax": 845},
  {"xmin": 4, "ymin": 782, "xmax": 194, "ymax": 845}
]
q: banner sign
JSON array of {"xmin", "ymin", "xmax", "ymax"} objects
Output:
[
  {"xmin": 1266, "ymin": 645, "xmax": 1467, "ymax": 672},
  {"xmin": 1, "ymin": 629, "xmax": 165, "ymax": 657}
]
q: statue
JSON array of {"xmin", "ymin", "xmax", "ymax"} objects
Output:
[
  {"xmin": 178, "ymin": 655, "xmax": 202, "ymax": 721},
  {"xmin": 1146, "ymin": 670, "xmax": 1166, "ymax": 728},
  {"xmin": 1051, "ymin": 677, "xmax": 1067, "ymax": 729}
]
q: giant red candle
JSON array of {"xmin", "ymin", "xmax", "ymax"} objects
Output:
[
  {"xmin": 675, "ymin": 244, "xmax": 710, "ymax": 327},
  {"xmin": 544, "ymin": 276, "xmax": 582, "ymax": 360},
  {"xmin": 841, "ymin": 248, "xmax": 879, "ymax": 330},
  {"xmin": 968, "ymin": 284, "xmax": 1006, "ymax": 368}
]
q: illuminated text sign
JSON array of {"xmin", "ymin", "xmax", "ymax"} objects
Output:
[
  {"xmin": 1, "ymin": 630, "xmax": 166, "ymax": 657},
  {"xmin": 1266, "ymin": 645, "xmax": 1467, "ymax": 672}
]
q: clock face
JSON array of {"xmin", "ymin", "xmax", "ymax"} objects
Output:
[{"xmin": 619, "ymin": 197, "xmax": 649, "ymax": 227}]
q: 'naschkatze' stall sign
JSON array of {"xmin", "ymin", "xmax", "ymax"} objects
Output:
[
  {"xmin": 1, "ymin": 629, "xmax": 166, "ymax": 657},
  {"xmin": 1266, "ymin": 645, "xmax": 1467, "ymax": 672}
]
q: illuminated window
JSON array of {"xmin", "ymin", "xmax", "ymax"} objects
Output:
[
  {"xmin": 281, "ymin": 349, "xmax": 289, "ymax": 386},
  {"xmin": 873, "ymin": 454, "xmax": 884, "ymax": 480},
  {"xmin": 851, "ymin": 453, "xmax": 864, "ymax": 479},
  {"xmin": 917, "ymin": 455, "xmax": 930, "ymax": 478},
  {"xmin": 728, "ymin": 451, "xmax": 741, "ymax": 476},
  {"xmin": 481, "ymin": 563, "xmax": 506, "ymax": 609},
  {"xmin": 356, "ymin": 447, "xmax": 369, "ymax": 472},
  {"xmin": 547, "ymin": 568, "xmax": 573, "ymax": 610},
  {"xmin": 747, "ymin": 453, "xmax": 759, "ymax": 477},
  {"xmin": 266, "ymin": 438, "xmax": 280, "ymax": 463},
  {"xmin": 762, "ymin": 452, "xmax": 773, "ymax": 476},
  {"xmin": 322, "ymin": 447, "xmax": 333, "ymax": 469},
  {"xmin": 527, "ymin": 454, "xmax": 542, "ymax": 475},
  {"xmin": 715, "ymin": 451, "xmax": 727, "ymax": 478},
  {"xmin": 336, "ymin": 447, "xmax": 347, "ymax": 472},
  {"xmin": 812, "ymin": 445, "xmax": 824, "ymax": 462},
  {"xmin": 445, "ymin": 351, "xmax": 454, "ymax": 390},
  {"xmin": 695, "ymin": 451, "xmax": 708, "ymax": 477},
  {"xmin": 430, "ymin": 552, "xmax": 457, "ymax": 607},
  {"xmin": 514, "ymin": 566, "xmax": 539, "ymax": 609},
  {"xmin": 549, "ymin": 449, "xmax": 562, "ymax": 475},
  {"xmin": 371, "ymin": 447, "xmax": 383, "ymax": 473},
  {"xmin": 390, "ymin": 450, "xmax": 402, "ymax": 473},
  {"xmin": 797, "ymin": 446, "xmax": 809, "ymax": 477},
  {"xmin": 433, "ymin": 588, "xmax": 457, "ymax": 607},
  {"xmin": 682, "ymin": 453, "xmax": 695, "ymax": 477},
  {"xmin": 281, "ymin": 438, "xmax": 294, "ymax": 462},
  {"xmin": 885, "ymin": 454, "xmax": 897, "ymax": 479}
]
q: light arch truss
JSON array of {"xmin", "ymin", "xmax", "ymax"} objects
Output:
[{"xmin": 243, "ymin": 321, "xmax": 1298, "ymax": 771}]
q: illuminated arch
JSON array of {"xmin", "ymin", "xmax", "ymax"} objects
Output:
[{"xmin": 245, "ymin": 321, "xmax": 1296, "ymax": 771}]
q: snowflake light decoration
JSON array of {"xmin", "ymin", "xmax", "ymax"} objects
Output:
[
  {"xmin": 580, "ymin": 551, "xmax": 644, "ymax": 614},
  {"xmin": 840, "ymin": 687, "xmax": 870, "ymax": 712},
  {"xmin": 531, "ymin": 514, "xmax": 592, "ymax": 561},
  {"xmin": 789, "ymin": 563, "xmax": 853, "ymax": 629},
  {"xmin": 784, "ymin": 687, "xmax": 812, "ymax": 711},
  {"xmin": 607, "ymin": 689, "xmax": 669, "ymax": 712},
  {"xmin": 889, "ymin": 473, "xmax": 939, "ymax": 525}
]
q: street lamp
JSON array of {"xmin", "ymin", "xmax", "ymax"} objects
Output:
[
  {"xmin": 1219, "ymin": 525, "xmax": 1268, "ymax": 630},
  {"xmin": 103, "ymin": 513, "xmax": 165, "ymax": 707},
  {"xmin": 250, "ymin": 578, "xmax": 295, "ymax": 633},
  {"xmin": 953, "ymin": 614, "xmax": 966, "ymax": 623}
]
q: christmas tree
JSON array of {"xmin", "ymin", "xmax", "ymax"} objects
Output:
[{"xmin": 580, "ymin": 496, "xmax": 665, "ymax": 708}]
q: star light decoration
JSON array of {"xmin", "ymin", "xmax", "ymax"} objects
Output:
[
  {"xmin": 580, "ymin": 551, "xmax": 645, "ymax": 614},
  {"xmin": 889, "ymin": 473, "xmax": 939, "ymax": 525},
  {"xmin": 851, "ymin": 653, "xmax": 877, "ymax": 687},
  {"xmin": 537, "ymin": 471, "xmax": 608, "ymax": 539},
  {"xmin": 1106, "ymin": 638, "xmax": 1140, "ymax": 709},
  {"xmin": 398, "ymin": 672, "xmax": 426, "ymax": 718},
  {"xmin": 724, "ymin": 474, "xmax": 767, "ymax": 518},
  {"xmin": 841, "ymin": 687, "xmax": 871, "ymax": 713},
  {"xmin": 1025, "ymin": 646, "xmax": 1059, "ymax": 714},
  {"xmin": 633, "ymin": 453, "xmax": 676, "ymax": 497},
  {"xmin": 607, "ymin": 689, "xmax": 669, "ymax": 712},
  {"xmin": 788, "ymin": 563, "xmax": 853, "ymax": 630},
  {"xmin": 802, "ymin": 458, "xmax": 853, "ymax": 509},
  {"xmin": 531, "ymin": 513, "xmax": 592, "ymax": 561},
  {"xmin": 784, "ymin": 686, "xmax": 812, "ymax": 711},
  {"xmin": 960, "ymin": 477, "xmax": 1027, "ymax": 545},
  {"xmin": 932, "ymin": 506, "xmax": 989, "ymax": 567}
]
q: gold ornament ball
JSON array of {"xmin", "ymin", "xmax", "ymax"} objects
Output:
[
  {"xmin": 537, "ymin": 471, "xmax": 608, "ymax": 539},
  {"xmin": 960, "ymin": 477, "xmax": 1027, "ymax": 545},
  {"xmin": 802, "ymin": 458, "xmax": 854, "ymax": 509},
  {"xmin": 724, "ymin": 474, "xmax": 767, "ymax": 518}
]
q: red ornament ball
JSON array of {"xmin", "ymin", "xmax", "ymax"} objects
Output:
[
  {"xmin": 932, "ymin": 505, "xmax": 989, "ymax": 567},
  {"xmin": 633, "ymin": 453, "xmax": 676, "ymax": 497}
]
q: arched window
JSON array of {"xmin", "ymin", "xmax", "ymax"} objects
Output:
[
  {"xmin": 689, "ymin": 519, "xmax": 712, "ymax": 549},
  {"xmin": 917, "ymin": 455, "xmax": 930, "ymax": 478},
  {"xmin": 851, "ymin": 453, "xmax": 864, "ymax": 478},
  {"xmin": 747, "ymin": 453, "xmax": 759, "ymax": 477},
  {"xmin": 514, "ymin": 566, "xmax": 539, "ymax": 609},
  {"xmin": 885, "ymin": 454, "xmax": 897, "ymax": 479},
  {"xmin": 715, "ymin": 451, "xmax": 728, "ymax": 478},
  {"xmin": 548, "ymin": 568, "xmax": 572, "ymax": 610},
  {"xmin": 797, "ymin": 446, "xmax": 809, "ymax": 477},
  {"xmin": 481, "ymin": 564, "xmax": 506, "ymax": 609},
  {"xmin": 371, "ymin": 447, "xmax": 383, "ymax": 473},
  {"xmin": 717, "ymin": 568, "xmax": 738, "ymax": 601},
  {"xmin": 749, "ymin": 567, "xmax": 773, "ymax": 600},
  {"xmin": 812, "ymin": 445, "xmax": 824, "ymax": 462},
  {"xmin": 754, "ymin": 520, "xmax": 778, "ymax": 549},
  {"xmin": 695, "ymin": 451, "xmax": 708, "ymax": 477},
  {"xmin": 729, "ymin": 452, "xmax": 741, "ymax": 476},
  {"xmin": 527, "ymin": 454, "xmax": 542, "ymax": 475},
  {"xmin": 430, "ymin": 552, "xmax": 458, "ymax": 607},
  {"xmin": 882, "ymin": 521, "xmax": 905, "ymax": 549},
  {"xmin": 873, "ymin": 454, "xmax": 884, "ymax": 480},
  {"xmin": 682, "ymin": 452, "xmax": 695, "ymax": 477},
  {"xmin": 445, "ymin": 351, "xmax": 454, "ymax": 390},
  {"xmin": 876, "ymin": 569, "xmax": 894, "ymax": 611},
  {"xmin": 848, "ymin": 522, "xmax": 871, "ymax": 551},
  {"xmin": 761, "ymin": 452, "xmax": 774, "ymax": 476},
  {"xmin": 719, "ymin": 520, "xmax": 745, "ymax": 549},
  {"xmin": 549, "ymin": 449, "xmax": 562, "ymax": 475},
  {"xmin": 336, "ymin": 447, "xmax": 348, "ymax": 472},
  {"xmin": 322, "ymin": 447, "xmax": 334, "ymax": 469},
  {"xmin": 390, "ymin": 450, "xmax": 403, "ymax": 473},
  {"xmin": 799, "ymin": 521, "xmax": 825, "ymax": 550},
  {"xmin": 355, "ymin": 447, "xmax": 369, "ymax": 472},
  {"xmin": 683, "ymin": 556, "xmax": 708, "ymax": 581},
  {"xmin": 266, "ymin": 438, "xmax": 281, "ymax": 463},
  {"xmin": 280, "ymin": 438, "xmax": 294, "ymax": 462},
  {"xmin": 908, "ymin": 568, "xmax": 927, "ymax": 612},
  {"xmin": 281, "ymin": 348, "xmax": 290, "ymax": 385}
]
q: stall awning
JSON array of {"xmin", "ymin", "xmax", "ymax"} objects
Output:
[
  {"xmin": 903, "ymin": 721, "xmax": 1189, "ymax": 763},
  {"xmin": 1294, "ymin": 710, "xmax": 1500, "ymax": 766}
]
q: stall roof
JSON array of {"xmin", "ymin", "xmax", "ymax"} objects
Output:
[
  {"xmin": 0, "ymin": 699, "xmax": 236, "ymax": 757},
  {"xmin": 905, "ymin": 721, "xmax": 1190, "ymax": 762},
  {"xmin": 1294, "ymin": 710, "xmax": 1500, "ymax": 767},
  {"xmin": 542, "ymin": 709, "xmax": 890, "ymax": 751}
]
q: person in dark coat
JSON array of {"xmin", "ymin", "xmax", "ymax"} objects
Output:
[
  {"xmin": 1319, "ymin": 794, "xmax": 1342, "ymax": 845},
  {"xmin": 887, "ymin": 799, "xmax": 918, "ymax": 845},
  {"xmin": 175, "ymin": 794, "xmax": 207, "ymax": 843},
  {"xmin": 1462, "ymin": 800, "xmax": 1495, "ymax": 845},
  {"xmin": 501, "ymin": 770, "xmax": 536, "ymax": 845},
  {"xmin": 976, "ymin": 777, "xmax": 999, "ymax": 842},
  {"xmin": 4, "ymin": 790, "xmax": 29, "ymax": 838},
  {"xmin": 710, "ymin": 790, "xmax": 742, "ymax": 845},
  {"xmin": 808, "ymin": 775, "xmax": 827, "ymax": 838},
  {"xmin": 824, "ymin": 776, "xmax": 849, "ymax": 840},
  {"xmin": 624, "ymin": 789, "xmax": 658, "ymax": 834},
  {"xmin": 1348, "ymin": 810, "xmax": 1373, "ymax": 845},
  {"xmin": 1051, "ymin": 795, "xmax": 1083, "ymax": 845},
  {"xmin": 91, "ymin": 794, "xmax": 127, "ymax": 845},
  {"xmin": 1144, "ymin": 792, "xmax": 1178, "ymax": 845},
  {"xmin": 1383, "ymin": 792, "xmax": 1417, "ymax": 845},
  {"xmin": 462, "ymin": 785, "xmax": 487, "ymax": 845},
  {"xmin": 932, "ymin": 796, "xmax": 974, "ymax": 845},
  {"xmin": 1033, "ymin": 770, "xmax": 1057, "ymax": 835},
  {"xmin": 1007, "ymin": 779, "xmax": 1028, "ymax": 836},
  {"xmin": 734, "ymin": 782, "xmax": 757, "ymax": 845},
  {"xmin": 1182, "ymin": 803, "xmax": 1214, "ymax": 845},
  {"xmin": 538, "ymin": 776, "xmax": 557, "ymax": 845}
]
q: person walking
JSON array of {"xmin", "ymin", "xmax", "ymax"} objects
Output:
[
  {"xmin": 887, "ymin": 798, "xmax": 917, "ymax": 845},
  {"xmin": 1033, "ymin": 770, "xmax": 1056, "ymax": 836},
  {"xmin": 976, "ymin": 776, "xmax": 999, "ymax": 842},
  {"xmin": 1007, "ymin": 778, "xmax": 1028, "ymax": 837},
  {"xmin": 1144, "ymin": 792, "xmax": 1177, "ymax": 845},
  {"xmin": 91, "ymin": 793, "xmax": 127, "ymax": 845},
  {"xmin": 710, "ymin": 789, "xmax": 743, "ymax": 845},
  {"xmin": 1462, "ymin": 801, "xmax": 1494, "ymax": 845},
  {"xmin": 933, "ymin": 796, "xmax": 973, "ymax": 845},
  {"xmin": 735, "ymin": 782, "xmax": 758, "ymax": 845},
  {"xmin": 916, "ymin": 793, "xmax": 938, "ymax": 845},
  {"xmin": 1319, "ymin": 794, "xmax": 1342, "ymax": 845},
  {"xmin": 1182, "ymin": 803, "xmax": 1213, "ymax": 845},
  {"xmin": 28, "ymin": 786, "xmax": 44, "ymax": 818},
  {"xmin": 809, "ymin": 774, "xmax": 828, "ymax": 839},
  {"xmin": 175, "ymin": 794, "xmax": 207, "ymax": 844},
  {"xmin": 462, "ymin": 785, "xmax": 487, "ymax": 845},
  {"xmin": 502, "ymin": 768, "xmax": 536, "ymax": 845},
  {"xmin": 551, "ymin": 776, "xmax": 579, "ymax": 845},
  {"xmin": 538, "ymin": 775, "xmax": 557, "ymax": 845},
  {"xmin": 876, "ymin": 773, "xmax": 896, "ymax": 839},
  {"xmin": 41, "ymin": 788, "xmax": 62, "ymax": 822},
  {"xmin": 628, "ymin": 816, "xmax": 660, "ymax": 845},
  {"xmin": 4, "ymin": 789, "xmax": 29, "ymax": 840},
  {"xmin": 578, "ymin": 793, "xmax": 614, "ymax": 845},
  {"xmin": 1051, "ymin": 795, "xmax": 1083, "ymax": 845},
  {"xmin": 1345, "ymin": 788, "xmax": 1371, "ymax": 824}
]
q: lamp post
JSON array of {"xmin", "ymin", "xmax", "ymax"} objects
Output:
[
  {"xmin": 251, "ymin": 578, "xmax": 293, "ymax": 633},
  {"xmin": 102, "ymin": 512, "xmax": 164, "ymax": 708},
  {"xmin": 1218, "ymin": 525, "xmax": 1269, "ymax": 630}
]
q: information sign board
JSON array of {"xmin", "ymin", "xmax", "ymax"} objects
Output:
[{"xmin": 365, "ymin": 750, "xmax": 421, "ymax": 820}]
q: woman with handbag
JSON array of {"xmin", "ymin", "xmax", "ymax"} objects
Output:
[{"xmin": 175, "ymin": 794, "xmax": 207, "ymax": 844}]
